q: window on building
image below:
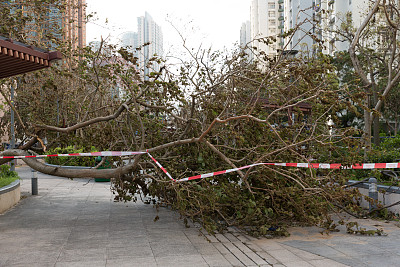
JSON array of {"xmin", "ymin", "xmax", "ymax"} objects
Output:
[
  {"xmin": 268, "ymin": 2, "xmax": 275, "ymax": 9},
  {"xmin": 268, "ymin": 11, "xmax": 276, "ymax": 17},
  {"xmin": 269, "ymin": 19, "xmax": 276, "ymax": 26}
]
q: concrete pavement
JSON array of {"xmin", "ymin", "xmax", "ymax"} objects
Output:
[{"xmin": 0, "ymin": 166, "xmax": 399, "ymax": 266}]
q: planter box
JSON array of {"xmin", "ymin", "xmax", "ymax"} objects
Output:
[
  {"xmin": 0, "ymin": 180, "xmax": 20, "ymax": 213},
  {"xmin": 94, "ymin": 178, "xmax": 110, "ymax": 182}
]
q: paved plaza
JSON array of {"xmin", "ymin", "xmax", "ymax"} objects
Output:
[{"xmin": 0, "ymin": 166, "xmax": 399, "ymax": 266}]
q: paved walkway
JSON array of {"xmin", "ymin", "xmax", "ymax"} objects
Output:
[{"xmin": 0, "ymin": 166, "xmax": 399, "ymax": 266}]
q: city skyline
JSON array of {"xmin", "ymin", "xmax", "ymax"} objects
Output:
[
  {"xmin": 86, "ymin": 0, "xmax": 252, "ymax": 51},
  {"xmin": 241, "ymin": 0, "xmax": 371, "ymax": 59}
]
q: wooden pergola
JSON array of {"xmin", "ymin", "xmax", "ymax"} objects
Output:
[{"xmin": 0, "ymin": 36, "xmax": 62, "ymax": 79}]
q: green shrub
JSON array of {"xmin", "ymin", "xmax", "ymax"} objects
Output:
[
  {"xmin": 353, "ymin": 135, "xmax": 400, "ymax": 182},
  {"xmin": 0, "ymin": 165, "xmax": 19, "ymax": 188},
  {"xmin": 45, "ymin": 146, "xmax": 98, "ymax": 167}
]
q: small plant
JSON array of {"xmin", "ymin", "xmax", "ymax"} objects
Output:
[{"xmin": 0, "ymin": 165, "xmax": 19, "ymax": 188}]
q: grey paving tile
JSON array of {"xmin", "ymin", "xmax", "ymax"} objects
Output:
[
  {"xmin": 254, "ymin": 240, "xmax": 285, "ymax": 251},
  {"xmin": 107, "ymin": 236, "xmax": 150, "ymax": 248},
  {"xmin": 155, "ymin": 255, "xmax": 208, "ymax": 267},
  {"xmin": 246, "ymin": 242, "xmax": 264, "ymax": 252},
  {"xmin": 222, "ymin": 252, "xmax": 245, "ymax": 266},
  {"xmin": 214, "ymin": 242, "xmax": 232, "ymax": 255},
  {"xmin": 240, "ymin": 250, "xmax": 267, "ymax": 265},
  {"xmin": 0, "ymin": 254, "xmax": 9, "ymax": 266},
  {"xmin": 358, "ymin": 252, "xmax": 400, "ymax": 267},
  {"xmin": 5, "ymin": 250, "xmax": 60, "ymax": 265},
  {"xmin": 58, "ymin": 248, "xmax": 107, "ymax": 262},
  {"xmin": 223, "ymin": 242, "xmax": 255, "ymax": 266},
  {"xmin": 107, "ymin": 245, "xmax": 154, "ymax": 259},
  {"xmin": 63, "ymin": 239, "xmax": 109, "ymax": 250},
  {"xmin": 281, "ymin": 244, "xmax": 325, "ymax": 261},
  {"xmin": 223, "ymin": 232, "xmax": 241, "ymax": 242},
  {"xmin": 267, "ymin": 249, "xmax": 303, "ymax": 264},
  {"xmin": 215, "ymin": 233, "xmax": 231, "ymax": 243},
  {"xmin": 201, "ymin": 232, "xmax": 219, "ymax": 242},
  {"xmin": 256, "ymin": 251, "xmax": 279, "ymax": 265},
  {"xmin": 183, "ymin": 232, "xmax": 209, "ymax": 244},
  {"xmin": 192, "ymin": 242, "xmax": 221, "ymax": 255},
  {"xmin": 106, "ymin": 257, "xmax": 157, "ymax": 267},
  {"xmin": 309, "ymin": 258, "xmax": 351, "ymax": 267},
  {"xmin": 150, "ymin": 242, "xmax": 200, "ymax": 257},
  {"xmin": 202, "ymin": 253, "xmax": 233, "ymax": 266},
  {"xmin": 283, "ymin": 241, "xmax": 348, "ymax": 258},
  {"xmin": 328, "ymin": 255, "xmax": 365, "ymax": 267},
  {"xmin": 55, "ymin": 260, "xmax": 107, "ymax": 267},
  {"xmin": 8, "ymin": 262, "xmax": 56, "ymax": 267},
  {"xmin": 285, "ymin": 261, "xmax": 314, "ymax": 267}
]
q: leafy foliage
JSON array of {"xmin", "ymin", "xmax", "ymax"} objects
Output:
[
  {"xmin": 0, "ymin": 165, "xmax": 19, "ymax": 188},
  {"xmin": 45, "ymin": 146, "xmax": 98, "ymax": 167}
]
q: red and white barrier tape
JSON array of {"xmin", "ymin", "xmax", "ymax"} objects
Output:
[
  {"xmin": 151, "ymin": 161, "xmax": 400, "ymax": 182},
  {"xmin": 2, "ymin": 150, "xmax": 400, "ymax": 182},
  {"xmin": 0, "ymin": 151, "xmax": 146, "ymax": 159},
  {"xmin": 147, "ymin": 152, "xmax": 176, "ymax": 181}
]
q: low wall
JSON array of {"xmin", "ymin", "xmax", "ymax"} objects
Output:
[
  {"xmin": 348, "ymin": 180, "xmax": 400, "ymax": 214},
  {"xmin": 0, "ymin": 180, "xmax": 20, "ymax": 214}
]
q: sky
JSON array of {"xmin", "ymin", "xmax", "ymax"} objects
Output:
[{"xmin": 86, "ymin": 0, "xmax": 252, "ymax": 53}]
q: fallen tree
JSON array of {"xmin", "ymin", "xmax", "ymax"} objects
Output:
[{"xmin": 0, "ymin": 0, "xmax": 376, "ymax": 235}]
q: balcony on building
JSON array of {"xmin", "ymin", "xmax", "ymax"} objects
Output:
[{"xmin": 278, "ymin": 15, "xmax": 284, "ymax": 21}]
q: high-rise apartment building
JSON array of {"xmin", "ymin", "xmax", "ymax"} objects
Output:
[
  {"xmin": 283, "ymin": 0, "xmax": 369, "ymax": 55},
  {"xmin": 137, "ymin": 12, "xmax": 163, "ymax": 80},
  {"xmin": 250, "ymin": 0, "xmax": 280, "ymax": 59},
  {"xmin": 243, "ymin": 0, "xmax": 371, "ymax": 58},
  {"xmin": 325, "ymin": 0, "xmax": 368, "ymax": 55},
  {"xmin": 240, "ymin": 21, "xmax": 252, "ymax": 59},
  {"xmin": 63, "ymin": 0, "xmax": 86, "ymax": 50},
  {"xmin": 19, "ymin": 0, "xmax": 86, "ymax": 50},
  {"xmin": 283, "ymin": 0, "xmax": 316, "ymax": 53},
  {"xmin": 121, "ymin": 31, "xmax": 138, "ymax": 54}
]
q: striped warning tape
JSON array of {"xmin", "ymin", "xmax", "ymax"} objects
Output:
[
  {"xmin": 150, "ymin": 161, "xmax": 400, "ymax": 182},
  {"xmin": 2, "ymin": 150, "xmax": 400, "ymax": 182},
  {"xmin": 0, "ymin": 151, "xmax": 146, "ymax": 159},
  {"xmin": 147, "ymin": 151, "xmax": 176, "ymax": 181}
]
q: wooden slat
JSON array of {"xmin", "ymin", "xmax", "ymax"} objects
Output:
[{"xmin": 0, "ymin": 39, "xmax": 61, "ymax": 78}]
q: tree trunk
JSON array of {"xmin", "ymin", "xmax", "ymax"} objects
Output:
[
  {"xmin": 364, "ymin": 108, "xmax": 372, "ymax": 153},
  {"xmin": 373, "ymin": 92, "xmax": 380, "ymax": 146},
  {"xmin": 373, "ymin": 115, "xmax": 380, "ymax": 146}
]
